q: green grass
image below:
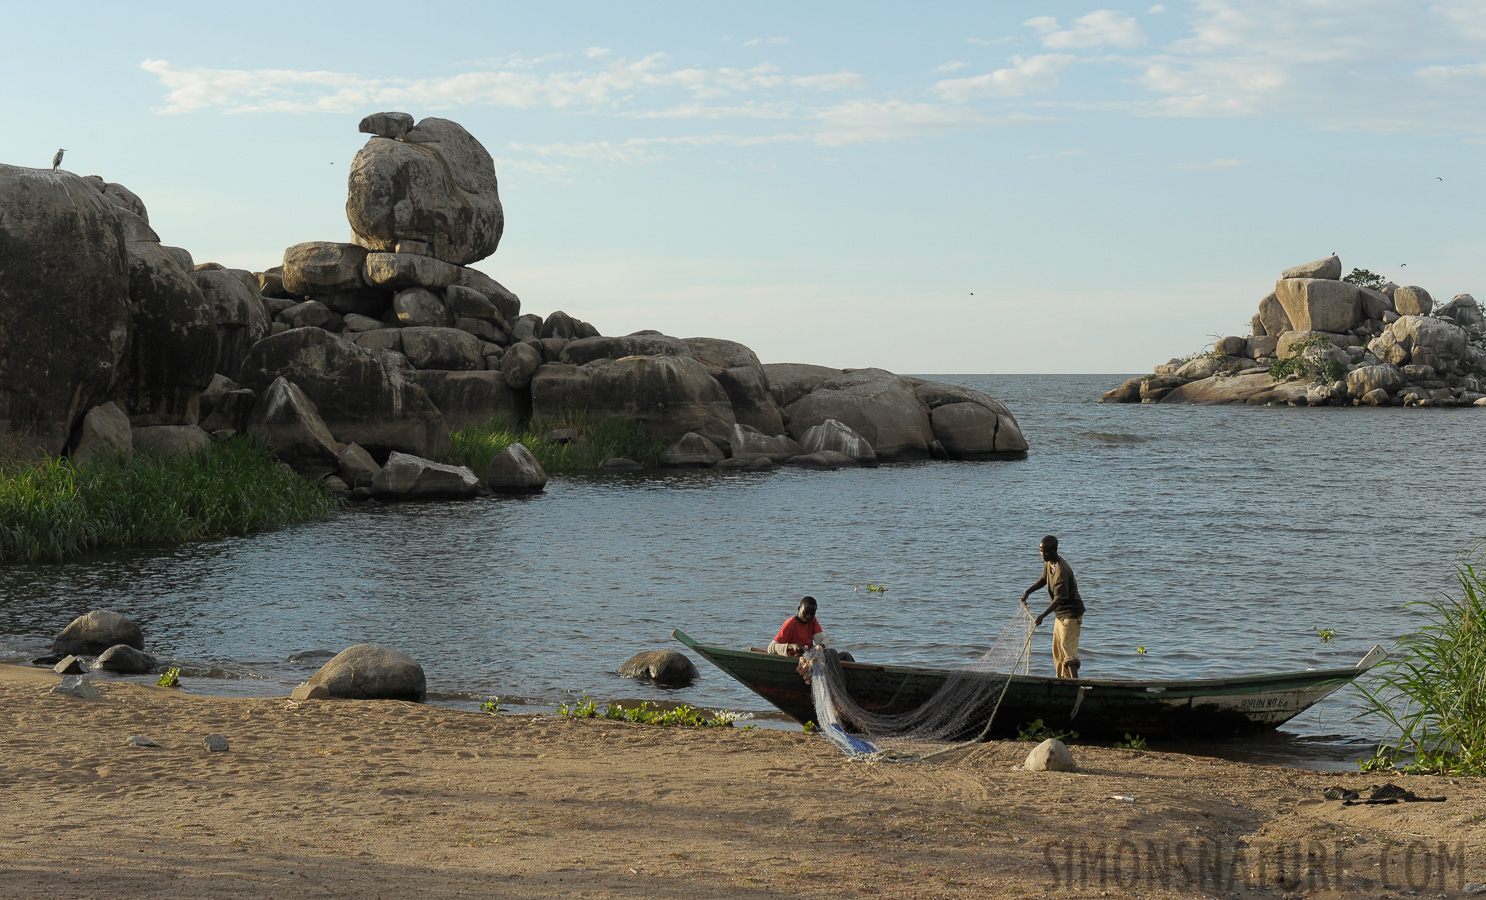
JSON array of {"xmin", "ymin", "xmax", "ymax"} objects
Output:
[
  {"xmin": 445, "ymin": 414, "xmax": 668, "ymax": 474},
  {"xmin": 556, "ymin": 695, "xmax": 737, "ymax": 727},
  {"xmin": 1354, "ymin": 559, "xmax": 1486, "ymax": 775},
  {"xmin": 0, "ymin": 438, "xmax": 338, "ymax": 563}
]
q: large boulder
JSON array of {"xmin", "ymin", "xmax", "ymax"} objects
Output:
[
  {"xmin": 359, "ymin": 111, "xmax": 414, "ymax": 140},
  {"xmin": 559, "ymin": 333, "xmax": 692, "ymax": 366},
  {"xmin": 363, "ymin": 252, "xmax": 460, "ymax": 290},
  {"xmin": 346, "ymin": 116, "xmax": 504, "ymax": 266},
  {"xmin": 1274, "ymin": 278, "xmax": 1361, "ymax": 333},
  {"xmin": 391, "ymin": 287, "xmax": 453, "ymax": 328},
  {"xmin": 239, "ymin": 328, "xmax": 450, "ymax": 460},
  {"xmin": 500, "ymin": 342, "xmax": 543, "ymax": 389},
  {"xmin": 281, "ymin": 242, "xmax": 369, "ymax": 295},
  {"xmin": 1358, "ymin": 287, "xmax": 1394, "ymax": 321},
  {"xmin": 0, "ymin": 165, "xmax": 131, "ymax": 457},
  {"xmin": 304, "ymin": 643, "xmax": 426, "ymax": 702},
  {"xmin": 1280, "ymin": 254, "xmax": 1341, "ymax": 280},
  {"xmin": 132, "ymin": 424, "xmax": 211, "ymax": 457},
  {"xmin": 414, "ymin": 369, "xmax": 528, "ymax": 428},
  {"xmin": 1346, "ymin": 363, "xmax": 1404, "ymax": 397},
  {"xmin": 531, "ymin": 356, "xmax": 736, "ymax": 448},
  {"xmin": 798, "ymin": 419, "xmax": 876, "ymax": 466},
  {"xmin": 1438, "ymin": 294, "xmax": 1483, "ymax": 329},
  {"xmin": 371, "ymin": 451, "xmax": 480, "ymax": 499},
  {"xmin": 617, "ymin": 650, "xmax": 698, "ymax": 686},
  {"xmin": 484, "ymin": 442, "xmax": 547, "ymax": 493},
  {"xmin": 683, "ymin": 337, "xmax": 785, "ymax": 436},
  {"xmin": 52, "ymin": 610, "xmax": 144, "ymax": 656},
  {"xmin": 69, "ymin": 402, "xmax": 134, "ymax": 464},
  {"xmin": 451, "ymin": 267, "xmax": 520, "ymax": 320},
  {"xmin": 912, "ymin": 380, "xmax": 1028, "ymax": 458},
  {"xmin": 729, "ymin": 423, "xmax": 802, "ymax": 463},
  {"xmin": 783, "ymin": 369, "xmax": 933, "ymax": 461},
  {"xmin": 1022, "ymin": 738, "xmax": 1076, "ymax": 772},
  {"xmin": 1256, "ymin": 291, "xmax": 1292, "ymax": 338},
  {"xmin": 190, "ymin": 269, "xmax": 270, "ymax": 381},
  {"xmin": 1393, "ymin": 285, "xmax": 1434, "ymax": 317},
  {"xmin": 762, "ymin": 363, "xmax": 841, "ymax": 408},
  {"xmin": 1390, "ymin": 315, "xmax": 1467, "ymax": 361},
  {"xmin": 399, "ymin": 326, "xmax": 482, "ymax": 371},
  {"xmin": 116, "ymin": 223, "xmax": 220, "ymax": 426},
  {"xmin": 245, "ymin": 377, "xmax": 341, "ymax": 478}
]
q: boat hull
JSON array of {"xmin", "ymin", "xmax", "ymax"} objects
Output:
[{"xmin": 673, "ymin": 630, "xmax": 1381, "ymax": 741}]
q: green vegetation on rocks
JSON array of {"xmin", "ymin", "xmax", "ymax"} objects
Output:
[
  {"xmin": 445, "ymin": 414, "xmax": 668, "ymax": 475},
  {"xmin": 0, "ymin": 437, "xmax": 337, "ymax": 563},
  {"xmin": 1356, "ymin": 559, "xmax": 1486, "ymax": 775}
]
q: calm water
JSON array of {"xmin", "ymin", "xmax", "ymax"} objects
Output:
[{"xmin": 3, "ymin": 374, "xmax": 1482, "ymax": 769}]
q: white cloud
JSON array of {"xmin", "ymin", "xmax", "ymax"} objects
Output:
[
  {"xmin": 1027, "ymin": 149, "xmax": 1088, "ymax": 159},
  {"xmin": 1030, "ymin": 10, "xmax": 1146, "ymax": 49},
  {"xmin": 585, "ymin": 47, "xmax": 610, "ymax": 59},
  {"xmin": 1173, "ymin": 157, "xmax": 1248, "ymax": 170},
  {"xmin": 812, "ymin": 100, "xmax": 1039, "ymax": 146},
  {"xmin": 933, "ymin": 54, "xmax": 1076, "ymax": 102},
  {"xmin": 511, "ymin": 133, "xmax": 802, "ymax": 164},
  {"xmin": 743, "ymin": 37, "xmax": 790, "ymax": 48},
  {"xmin": 934, "ymin": 60, "xmax": 970, "ymax": 72},
  {"xmin": 1147, "ymin": 4, "xmax": 1167, "ymax": 13}
]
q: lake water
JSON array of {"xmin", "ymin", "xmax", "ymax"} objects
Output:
[{"xmin": 3, "ymin": 373, "xmax": 1481, "ymax": 770}]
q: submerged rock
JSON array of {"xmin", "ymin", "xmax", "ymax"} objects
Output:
[
  {"xmin": 618, "ymin": 650, "xmax": 698, "ymax": 686},
  {"xmin": 53, "ymin": 611, "xmax": 144, "ymax": 657}
]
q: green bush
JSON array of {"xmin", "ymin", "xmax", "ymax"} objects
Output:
[
  {"xmin": 1355, "ymin": 560, "xmax": 1486, "ymax": 775},
  {"xmin": 1343, "ymin": 268, "xmax": 1386, "ymax": 290},
  {"xmin": 0, "ymin": 438, "xmax": 337, "ymax": 563},
  {"xmin": 445, "ymin": 414, "xmax": 668, "ymax": 474},
  {"xmin": 556, "ymin": 695, "xmax": 736, "ymax": 727}
]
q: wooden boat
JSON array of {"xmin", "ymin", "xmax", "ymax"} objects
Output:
[{"xmin": 673, "ymin": 629, "xmax": 1387, "ymax": 741}]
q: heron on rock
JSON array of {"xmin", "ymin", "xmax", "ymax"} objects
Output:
[{"xmin": 52, "ymin": 148, "xmax": 66, "ymax": 172}]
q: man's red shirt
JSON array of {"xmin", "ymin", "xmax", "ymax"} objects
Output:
[{"xmin": 773, "ymin": 615, "xmax": 822, "ymax": 653}]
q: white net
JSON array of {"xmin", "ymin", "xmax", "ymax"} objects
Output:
[{"xmin": 805, "ymin": 606, "xmax": 1036, "ymax": 761}]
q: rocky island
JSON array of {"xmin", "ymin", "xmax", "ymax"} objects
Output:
[
  {"xmin": 1101, "ymin": 254, "xmax": 1486, "ymax": 407},
  {"xmin": 0, "ymin": 112, "xmax": 1027, "ymax": 505}
]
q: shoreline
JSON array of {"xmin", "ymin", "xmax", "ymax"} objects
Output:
[{"xmin": 5, "ymin": 663, "xmax": 1484, "ymax": 898}]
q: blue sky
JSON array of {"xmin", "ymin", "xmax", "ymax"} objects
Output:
[{"xmin": 8, "ymin": 2, "xmax": 1485, "ymax": 372}]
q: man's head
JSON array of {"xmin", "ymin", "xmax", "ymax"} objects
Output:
[
  {"xmin": 796, "ymin": 596, "xmax": 817, "ymax": 622},
  {"xmin": 1039, "ymin": 535, "xmax": 1059, "ymax": 561}
]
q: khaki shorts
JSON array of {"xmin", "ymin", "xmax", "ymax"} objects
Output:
[{"xmin": 1052, "ymin": 616, "xmax": 1082, "ymax": 678}]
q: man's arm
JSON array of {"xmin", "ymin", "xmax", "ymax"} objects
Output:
[
  {"xmin": 1033, "ymin": 600, "xmax": 1058, "ymax": 627},
  {"xmin": 1020, "ymin": 575, "xmax": 1047, "ymax": 605}
]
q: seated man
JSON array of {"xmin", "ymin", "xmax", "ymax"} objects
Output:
[{"xmin": 768, "ymin": 596, "xmax": 822, "ymax": 657}]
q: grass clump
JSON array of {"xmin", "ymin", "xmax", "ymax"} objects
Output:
[
  {"xmin": 0, "ymin": 437, "xmax": 337, "ymax": 563},
  {"xmin": 1355, "ymin": 560, "xmax": 1486, "ymax": 775},
  {"xmin": 445, "ymin": 414, "xmax": 668, "ymax": 474},
  {"xmin": 557, "ymin": 695, "xmax": 737, "ymax": 727}
]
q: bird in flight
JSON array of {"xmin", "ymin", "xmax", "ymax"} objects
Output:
[
  {"xmin": 52, "ymin": 148, "xmax": 66, "ymax": 172},
  {"xmin": 1437, "ymin": 176, "xmax": 1443, "ymax": 181}
]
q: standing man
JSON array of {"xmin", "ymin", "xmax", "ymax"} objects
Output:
[{"xmin": 1020, "ymin": 535, "xmax": 1085, "ymax": 679}]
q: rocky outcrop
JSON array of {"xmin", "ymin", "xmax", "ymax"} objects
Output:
[
  {"xmin": 52, "ymin": 610, "xmax": 144, "ymax": 657},
  {"xmin": 346, "ymin": 116, "xmax": 503, "ymax": 266},
  {"xmin": 798, "ymin": 419, "xmax": 877, "ymax": 466},
  {"xmin": 239, "ymin": 328, "xmax": 450, "ymax": 460},
  {"xmin": 531, "ymin": 356, "xmax": 736, "ymax": 449},
  {"xmin": 245, "ymin": 377, "xmax": 341, "ymax": 478},
  {"xmin": 0, "ymin": 165, "xmax": 131, "ymax": 456},
  {"xmin": 783, "ymin": 369, "xmax": 933, "ymax": 461},
  {"xmin": 414, "ymin": 370, "xmax": 527, "ymax": 429},
  {"xmin": 1104, "ymin": 254, "xmax": 1486, "ymax": 408},
  {"xmin": 304, "ymin": 643, "xmax": 427, "ymax": 702},
  {"xmin": 912, "ymin": 381, "xmax": 1028, "ymax": 459},
  {"xmin": 729, "ymin": 423, "xmax": 802, "ymax": 463},
  {"xmin": 191, "ymin": 269, "xmax": 270, "ymax": 381},
  {"xmin": 684, "ymin": 338, "xmax": 785, "ymax": 436}
]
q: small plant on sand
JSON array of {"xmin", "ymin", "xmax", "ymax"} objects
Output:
[
  {"xmin": 156, "ymin": 668, "xmax": 181, "ymax": 688},
  {"xmin": 1354, "ymin": 558, "xmax": 1486, "ymax": 775},
  {"xmin": 1116, "ymin": 733, "xmax": 1148, "ymax": 751},
  {"xmin": 602, "ymin": 701, "xmax": 736, "ymax": 727},
  {"xmin": 1016, "ymin": 719, "xmax": 1078, "ymax": 743},
  {"xmin": 1317, "ymin": 627, "xmax": 1337, "ymax": 643},
  {"xmin": 557, "ymin": 695, "xmax": 600, "ymax": 718},
  {"xmin": 480, "ymin": 697, "xmax": 501, "ymax": 714},
  {"xmin": 802, "ymin": 720, "xmax": 817, "ymax": 733}
]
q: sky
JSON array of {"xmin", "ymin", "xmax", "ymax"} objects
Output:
[{"xmin": 7, "ymin": 1, "xmax": 1485, "ymax": 373}]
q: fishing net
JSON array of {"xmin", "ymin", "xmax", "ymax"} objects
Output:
[{"xmin": 805, "ymin": 606, "xmax": 1036, "ymax": 761}]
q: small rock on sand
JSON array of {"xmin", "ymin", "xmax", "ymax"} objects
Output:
[
  {"xmin": 203, "ymin": 734, "xmax": 229, "ymax": 752},
  {"xmin": 1023, "ymin": 738, "xmax": 1077, "ymax": 772},
  {"xmin": 126, "ymin": 735, "xmax": 162, "ymax": 748}
]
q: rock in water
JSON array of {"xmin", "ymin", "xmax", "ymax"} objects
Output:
[
  {"xmin": 371, "ymin": 451, "xmax": 481, "ymax": 499},
  {"xmin": 798, "ymin": 418, "xmax": 876, "ymax": 466},
  {"xmin": 784, "ymin": 368, "xmax": 934, "ymax": 461},
  {"xmin": 52, "ymin": 655, "xmax": 85, "ymax": 675},
  {"xmin": 617, "ymin": 650, "xmax": 699, "ymax": 686},
  {"xmin": 305, "ymin": 643, "xmax": 427, "ymax": 701},
  {"xmin": 484, "ymin": 442, "xmax": 548, "ymax": 493},
  {"xmin": 1023, "ymin": 738, "xmax": 1077, "ymax": 772},
  {"xmin": 531, "ymin": 356, "xmax": 736, "ymax": 449},
  {"xmin": 347, "ymin": 116, "xmax": 504, "ymax": 266},
  {"xmin": 53, "ymin": 610, "xmax": 144, "ymax": 657},
  {"xmin": 94, "ymin": 644, "xmax": 159, "ymax": 674},
  {"xmin": 659, "ymin": 432, "xmax": 725, "ymax": 467},
  {"xmin": 0, "ymin": 165, "xmax": 131, "ymax": 457}
]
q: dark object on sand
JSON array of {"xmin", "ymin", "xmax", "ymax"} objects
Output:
[
  {"xmin": 1339, "ymin": 783, "xmax": 1447, "ymax": 805},
  {"xmin": 1323, "ymin": 786, "xmax": 1360, "ymax": 801},
  {"xmin": 674, "ymin": 629, "xmax": 1387, "ymax": 741}
]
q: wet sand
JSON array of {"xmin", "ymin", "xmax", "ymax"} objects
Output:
[{"xmin": 2, "ymin": 663, "xmax": 1482, "ymax": 898}]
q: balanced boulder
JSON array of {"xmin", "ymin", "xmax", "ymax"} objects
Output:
[
  {"xmin": 1280, "ymin": 254, "xmax": 1342, "ymax": 280},
  {"xmin": 1275, "ymin": 278, "xmax": 1361, "ymax": 333},
  {"xmin": 52, "ymin": 610, "xmax": 144, "ymax": 657},
  {"xmin": 347, "ymin": 116, "xmax": 504, "ymax": 266},
  {"xmin": 281, "ymin": 242, "xmax": 368, "ymax": 296},
  {"xmin": 617, "ymin": 650, "xmax": 698, "ymax": 686},
  {"xmin": 304, "ymin": 643, "xmax": 427, "ymax": 701}
]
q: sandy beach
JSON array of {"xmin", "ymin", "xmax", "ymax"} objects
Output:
[{"xmin": 1, "ymin": 664, "xmax": 1482, "ymax": 899}]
